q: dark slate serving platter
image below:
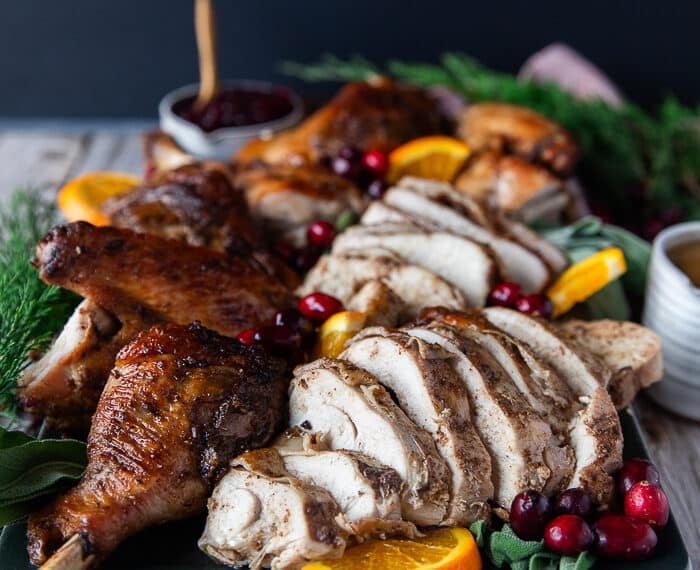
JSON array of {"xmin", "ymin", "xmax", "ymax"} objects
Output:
[{"xmin": 0, "ymin": 409, "xmax": 691, "ymax": 570}]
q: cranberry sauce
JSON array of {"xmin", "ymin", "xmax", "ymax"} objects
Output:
[{"xmin": 173, "ymin": 87, "xmax": 294, "ymax": 132}]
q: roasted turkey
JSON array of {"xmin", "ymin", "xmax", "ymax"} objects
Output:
[{"xmin": 19, "ymin": 222, "xmax": 295, "ymax": 432}]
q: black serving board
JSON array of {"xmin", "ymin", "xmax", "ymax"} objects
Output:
[{"xmin": 0, "ymin": 409, "xmax": 691, "ymax": 570}]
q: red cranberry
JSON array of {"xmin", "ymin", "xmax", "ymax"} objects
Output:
[
  {"xmin": 618, "ymin": 458, "xmax": 661, "ymax": 496},
  {"xmin": 487, "ymin": 282, "xmax": 522, "ymax": 308},
  {"xmin": 544, "ymin": 514, "xmax": 594, "ymax": 555},
  {"xmin": 298, "ymin": 292, "xmax": 344, "ymax": 322},
  {"xmin": 510, "ymin": 490, "xmax": 553, "ymax": 540},
  {"xmin": 307, "ymin": 220, "xmax": 336, "ymax": 248},
  {"xmin": 253, "ymin": 324, "xmax": 302, "ymax": 352},
  {"xmin": 625, "ymin": 481, "xmax": 669, "ymax": 528},
  {"xmin": 594, "ymin": 514, "xmax": 657, "ymax": 560},
  {"xmin": 274, "ymin": 309, "xmax": 314, "ymax": 336},
  {"xmin": 237, "ymin": 328, "xmax": 257, "ymax": 345},
  {"xmin": 295, "ymin": 245, "xmax": 323, "ymax": 272},
  {"xmin": 554, "ymin": 488, "xmax": 594, "ymax": 520},
  {"xmin": 362, "ymin": 150, "xmax": 389, "ymax": 176},
  {"xmin": 332, "ymin": 147, "xmax": 363, "ymax": 180},
  {"xmin": 515, "ymin": 294, "xmax": 553, "ymax": 318},
  {"xmin": 367, "ymin": 179, "xmax": 388, "ymax": 200}
]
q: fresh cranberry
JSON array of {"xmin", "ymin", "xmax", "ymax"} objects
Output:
[
  {"xmin": 642, "ymin": 219, "xmax": 664, "ymax": 241},
  {"xmin": 332, "ymin": 147, "xmax": 363, "ymax": 180},
  {"xmin": 617, "ymin": 458, "xmax": 661, "ymax": 495},
  {"xmin": 274, "ymin": 309, "xmax": 314, "ymax": 337},
  {"xmin": 594, "ymin": 514, "xmax": 657, "ymax": 560},
  {"xmin": 362, "ymin": 150, "xmax": 389, "ymax": 176},
  {"xmin": 295, "ymin": 245, "xmax": 323, "ymax": 272},
  {"xmin": 544, "ymin": 514, "xmax": 594, "ymax": 555},
  {"xmin": 298, "ymin": 292, "xmax": 344, "ymax": 322},
  {"xmin": 515, "ymin": 294, "xmax": 553, "ymax": 318},
  {"xmin": 510, "ymin": 490, "xmax": 553, "ymax": 540},
  {"xmin": 625, "ymin": 481, "xmax": 669, "ymax": 528},
  {"xmin": 237, "ymin": 328, "xmax": 257, "ymax": 345},
  {"xmin": 367, "ymin": 178, "xmax": 388, "ymax": 200},
  {"xmin": 253, "ymin": 325, "xmax": 302, "ymax": 352},
  {"xmin": 307, "ymin": 221, "xmax": 336, "ymax": 248},
  {"xmin": 554, "ymin": 488, "xmax": 594, "ymax": 520},
  {"xmin": 487, "ymin": 282, "xmax": 522, "ymax": 308}
]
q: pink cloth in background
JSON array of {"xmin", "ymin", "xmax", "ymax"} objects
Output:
[{"xmin": 519, "ymin": 43, "xmax": 623, "ymax": 106}]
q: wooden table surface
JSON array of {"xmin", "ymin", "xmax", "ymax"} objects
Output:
[{"xmin": 0, "ymin": 126, "xmax": 698, "ymax": 565}]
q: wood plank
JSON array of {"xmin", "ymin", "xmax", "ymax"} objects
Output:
[
  {"xmin": 633, "ymin": 396, "xmax": 700, "ymax": 563},
  {"xmin": 67, "ymin": 132, "xmax": 144, "ymax": 178},
  {"xmin": 0, "ymin": 132, "xmax": 85, "ymax": 201}
]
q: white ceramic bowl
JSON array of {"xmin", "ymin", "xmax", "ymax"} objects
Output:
[
  {"xmin": 642, "ymin": 221, "xmax": 700, "ymax": 420},
  {"xmin": 159, "ymin": 80, "xmax": 304, "ymax": 161}
]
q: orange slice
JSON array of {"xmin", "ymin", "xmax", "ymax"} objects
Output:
[
  {"xmin": 57, "ymin": 171, "xmax": 141, "ymax": 225},
  {"xmin": 387, "ymin": 136, "xmax": 471, "ymax": 184},
  {"xmin": 302, "ymin": 527, "xmax": 481, "ymax": 570},
  {"xmin": 547, "ymin": 247, "xmax": 628, "ymax": 317},
  {"xmin": 314, "ymin": 310, "xmax": 367, "ymax": 358}
]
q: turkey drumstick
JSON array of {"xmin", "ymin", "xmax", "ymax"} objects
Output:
[{"xmin": 27, "ymin": 322, "xmax": 288, "ymax": 565}]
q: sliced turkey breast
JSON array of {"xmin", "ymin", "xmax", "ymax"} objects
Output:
[
  {"xmin": 380, "ymin": 185, "xmax": 550, "ymax": 293},
  {"xmin": 360, "ymin": 201, "xmax": 414, "ymax": 226},
  {"xmin": 346, "ymin": 280, "xmax": 403, "ymax": 327},
  {"xmin": 289, "ymin": 358, "xmax": 450, "ymax": 526},
  {"xmin": 483, "ymin": 307, "xmax": 612, "ymax": 393},
  {"xmin": 483, "ymin": 307, "xmax": 622, "ymax": 504},
  {"xmin": 419, "ymin": 311, "xmax": 574, "ymax": 495},
  {"xmin": 332, "ymin": 224, "xmax": 496, "ymax": 307},
  {"xmin": 341, "ymin": 328, "xmax": 493, "ymax": 524},
  {"xmin": 403, "ymin": 324, "xmax": 553, "ymax": 508},
  {"xmin": 275, "ymin": 445, "xmax": 417, "ymax": 538},
  {"xmin": 558, "ymin": 320, "xmax": 663, "ymax": 409},
  {"xmin": 493, "ymin": 213, "xmax": 568, "ymax": 274},
  {"xmin": 298, "ymin": 249, "xmax": 466, "ymax": 320},
  {"xmin": 199, "ymin": 448, "xmax": 348, "ymax": 570}
]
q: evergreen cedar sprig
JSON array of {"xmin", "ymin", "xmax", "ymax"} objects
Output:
[
  {"xmin": 0, "ymin": 190, "xmax": 79, "ymax": 416},
  {"xmin": 282, "ymin": 53, "xmax": 700, "ymax": 234}
]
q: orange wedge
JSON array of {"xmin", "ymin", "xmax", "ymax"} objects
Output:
[
  {"xmin": 387, "ymin": 136, "xmax": 471, "ymax": 184},
  {"xmin": 302, "ymin": 527, "xmax": 481, "ymax": 570},
  {"xmin": 547, "ymin": 247, "xmax": 628, "ymax": 317},
  {"xmin": 57, "ymin": 171, "xmax": 141, "ymax": 225},
  {"xmin": 314, "ymin": 310, "xmax": 367, "ymax": 358}
]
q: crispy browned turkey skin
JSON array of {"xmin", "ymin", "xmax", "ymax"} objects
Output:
[
  {"xmin": 26, "ymin": 323, "xmax": 288, "ymax": 565},
  {"xmin": 103, "ymin": 163, "xmax": 299, "ymax": 285},
  {"xmin": 19, "ymin": 222, "xmax": 295, "ymax": 431},
  {"xmin": 236, "ymin": 79, "xmax": 448, "ymax": 165},
  {"xmin": 34, "ymin": 221, "xmax": 294, "ymax": 338}
]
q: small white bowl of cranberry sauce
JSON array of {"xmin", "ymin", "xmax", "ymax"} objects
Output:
[{"xmin": 159, "ymin": 80, "xmax": 303, "ymax": 160}]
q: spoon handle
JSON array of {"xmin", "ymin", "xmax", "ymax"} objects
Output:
[{"xmin": 194, "ymin": 0, "xmax": 219, "ymax": 109}]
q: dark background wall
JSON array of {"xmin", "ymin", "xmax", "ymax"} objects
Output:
[{"xmin": 1, "ymin": 0, "xmax": 698, "ymax": 118}]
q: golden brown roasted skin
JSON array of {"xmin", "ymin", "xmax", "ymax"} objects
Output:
[
  {"xmin": 457, "ymin": 103, "xmax": 580, "ymax": 176},
  {"xmin": 103, "ymin": 163, "xmax": 299, "ymax": 285},
  {"xmin": 20, "ymin": 223, "xmax": 295, "ymax": 431},
  {"xmin": 236, "ymin": 79, "xmax": 448, "ymax": 165},
  {"xmin": 232, "ymin": 161, "xmax": 366, "ymax": 245},
  {"xmin": 34, "ymin": 222, "xmax": 295, "ymax": 335},
  {"xmin": 26, "ymin": 323, "xmax": 288, "ymax": 565}
]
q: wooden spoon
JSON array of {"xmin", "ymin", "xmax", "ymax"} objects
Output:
[{"xmin": 193, "ymin": 0, "xmax": 219, "ymax": 110}]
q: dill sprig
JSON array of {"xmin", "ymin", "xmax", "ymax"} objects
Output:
[
  {"xmin": 0, "ymin": 190, "xmax": 79, "ymax": 416},
  {"xmin": 282, "ymin": 53, "xmax": 700, "ymax": 233}
]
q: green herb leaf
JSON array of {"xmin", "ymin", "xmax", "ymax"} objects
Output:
[
  {"xmin": 0, "ymin": 426, "xmax": 86, "ymax": 525},
  {"xmin": 560, "ymin": 551, "xmax": 597, "ymax": 570},
  {"xmin": 469, "ymin": 519, "xmax": 487, "ymax": 548},
  {"xmin": 0, "ymin": 189, "xmax": 80, "ymax": 417},
  {"xmin": 489, "ymin": 524, "xmax": 544, "ymax": 567}
]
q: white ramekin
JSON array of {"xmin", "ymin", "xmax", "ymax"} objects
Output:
[
  {"xmin": 158, "ymin": 80, "xmax": 304, "ymax": 161},
  {"xmin": 642, "ymin": 221, "xmax": 700, "ymax": 420}
]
